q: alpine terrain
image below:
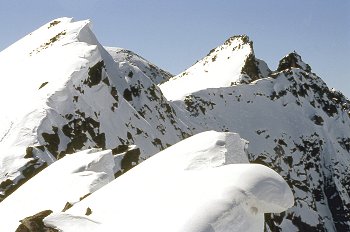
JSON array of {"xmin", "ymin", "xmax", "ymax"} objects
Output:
[{"xmin": 0, "ymin": 18, "xmax": 349, "ymax": 232}]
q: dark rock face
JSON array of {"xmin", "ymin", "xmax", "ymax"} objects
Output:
[
  {"xmin": 324, "ymin": 176, "xmax": 350, "ymax": 231},
  {"xmin": 83, "ymin": 61, "xmax": 105, "ymax": 88},
  {"xmin": 184, "ymin": 95, "xmax": 216, "ymax": 117},
  {"xmin": 113, "ymin": 145, "xmax": 141, "ymax": 177},
  {"xmin": 241, "ymin": 54, "xmax": 261, "ymax": 83},
  {"xmin": 277, "ymin": 52, "xmax": 312, "ymax": 72},
  {"xmin": 0, "ymin": 158, "xmax": 47, "ymax": 202},
  {"xmin": 15, "ymin": 210, "xmax": 58, "ymax": 232},
  {"xmin": 311, "ymin": 115, "xmax": 324, "ymax": 125},
  {"xmin": 240, "ymin": 54, "xmax": 271, "ymax": 84}
]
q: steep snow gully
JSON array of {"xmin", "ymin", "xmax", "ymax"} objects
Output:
[{"xmin": 0, "ymin": 18, "xmax": 349, "ymax": 231}]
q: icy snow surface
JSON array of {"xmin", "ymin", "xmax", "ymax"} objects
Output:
[{"xmin": 45, "ymin": 131, "xmax": 294, "ymax": 232}]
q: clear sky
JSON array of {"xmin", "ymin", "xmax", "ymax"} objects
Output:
[{"xmin": 1, "ymin": 0, "xmax": 349, "ymax": 97}]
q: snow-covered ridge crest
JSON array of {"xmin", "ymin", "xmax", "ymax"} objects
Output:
[
  {"xmin": 0, "ymin": 17, "xmax": 192, "ymax": 203},
  {"xmin": 134, "ymin": 130, "xmax": 250, "ymax": 171},
  {"xmin": 43, "ymin": 131, "xmax": 294, "ymax": 232},
  {"xmin": 1, "ymin": 17, "xmax": 349, "ymax": 231},
  {"xmin": 0, "ymin": 17, "xmax": 98, "ymax": 141},
  {"xmin": 159, "ymin": 35, "xmax": 270, "ymax": 101},
  {"xmin": 0, "ymin": 149, "xmax": 115, "ymax": 232},
  {"xmin": 0, "ymin": 17, "xmax": 94, "ymax": 62},
  {"xmin": 0, "ymin": 17, "xmax": 104, "ymax": 201}
]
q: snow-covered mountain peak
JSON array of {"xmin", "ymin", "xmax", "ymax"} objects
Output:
[
  {"xmin": 277, "ymin": 51, "xmax": 312, "ymax": 73},
  {"xmin": 0, "ymin": 17, "xmax": 95, "ymax": 60},
  {"xmin": 0, "ymin": 17, "xmax": 110, "ymax": 201},
  {"xmin": 159, "ymin": 35, "xmax": 270, "ymax": 101},
  {"xmin": 0, "ymin": 17, "xmax": 192, "ymax": 202},
  {"xmin": 0, "ymin": 17, "xmax": 97, "ymax": 122},
  {"xmin": 222, "ymin": 34, "xmax": 251, "ymax": 46}
]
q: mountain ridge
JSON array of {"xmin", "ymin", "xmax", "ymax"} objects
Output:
[
  {"xmin": 0, "ymin": 18, "xmax": 349, "ymax": 231},
  {"xmin": 159, "ymin": 34, "xmax": 271, "ymax": 100},
  {"xmin": 0, "ymin": 18, "xmax": 193, "ymax": 202}
]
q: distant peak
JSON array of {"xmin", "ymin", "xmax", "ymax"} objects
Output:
[
  {"xmin": 205, "ymin": 34, "xmax": 252, "ymax": 58},
  {"xmin": 224, "ymin": 35, "xmax": 251, "ymax": 45},
  {"xmin": 277, "ymin": 51, "xmax": 311, "ymax": 72},
  {"xmin": 159, "ymin": 34, "xmax": 271, "ymax": 100}
]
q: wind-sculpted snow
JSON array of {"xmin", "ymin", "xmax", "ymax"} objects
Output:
[
  {"xmin": 0, "ymin": 149, "xmax": 115, "ymax": 232},
  {"xmin": 44, "ymin": 131, "xmax": 293, "ymax": 232}
]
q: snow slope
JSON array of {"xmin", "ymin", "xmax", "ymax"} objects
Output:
[
  {"xmin": 0, "ymin": 18, "xmax": 192, "ymax": 201},
  {"xmin": 105, "ymin": 47, "xmax": 173, "ymax": 84},
  {"xmin": 160, "ymin": 49, "xmax": 350, "ymax": 231},
  {"xmin": 1, "ymin": 17, "xmax": 349, "ymax": 231},
  {"xmin": 0, "ymin": 149, "xmax": 115, "ymax": 232},
  {"xmin": 44, "ymin": 131, "xmax": 294, "ymax": 232},
  {"xmin": 159, "ymin": 35, "xmax": 270, "ymax": 100}
]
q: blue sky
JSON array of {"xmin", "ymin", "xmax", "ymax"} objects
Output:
[{"xmin": 1, "ymin": 0, "xmax": 349, "ymax": 97}]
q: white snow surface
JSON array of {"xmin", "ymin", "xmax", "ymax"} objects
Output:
[
  {"xmin": 1, "ymin": 17, "xmax": 348, "ymax": 231},
  {"xmin": 45, "ymin": 131, "xmax": 294, "ymax": 232},
  {"xmin": 0, "ymin": 17, "xmax": 102, "ymax": 186},
  {"xmin": 0, "ymin": 17, "xmax": 93, "ymax": 137},
  {"xmin": 0, "ymin": 17, "xmax": 188, "ymax": 194},
  {"xmin": 0, "ymin": 149, "xmax": 115, "ymax": 232},
  {"xmin": 161, "ymin": 66, "xmax": 350, "ymax": 230},
  {"xmin": 159, "ymin": 36, "xmax": 253, "ymax": 100},
  {"xmin": 105, "ymin": 46, "xmax": 172, "ymax": 84}
]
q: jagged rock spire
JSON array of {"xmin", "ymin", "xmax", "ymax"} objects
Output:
[{"xmin": 277, "ymin": 51, "xmax": 312, "ymax": 72}]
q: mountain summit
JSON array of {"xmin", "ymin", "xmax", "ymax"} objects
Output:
[
  {"xmin": 0, "ymin": 18, "xmax": 349, "ymax": 232},
  {"xmin": 159, "ymin": 35, "xmax": 270, "ymax": 100},
  {"xmin": 277, "ymin": 51, "xmax": 312, "ymax": 72},
  {"xmin": 0, "ymin": 17, "xmax": 192, "ymax": 202}
]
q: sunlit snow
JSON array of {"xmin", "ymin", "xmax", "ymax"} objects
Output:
[
  {"xmin": 0, "ymin": 149, "xmax": 114, "ymax": 231},
  {"xmin": 45, "ymin": 131, "xmax": 294, "ymax": 232}
]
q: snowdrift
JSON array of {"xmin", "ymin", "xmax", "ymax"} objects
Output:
[
  {"xmin": 0, "ymin": 149, "xmax": 114, "ymax": 231},
  {"xmin": 44, "ymin": 131, "xmax": 294, "ymax": 232}
]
